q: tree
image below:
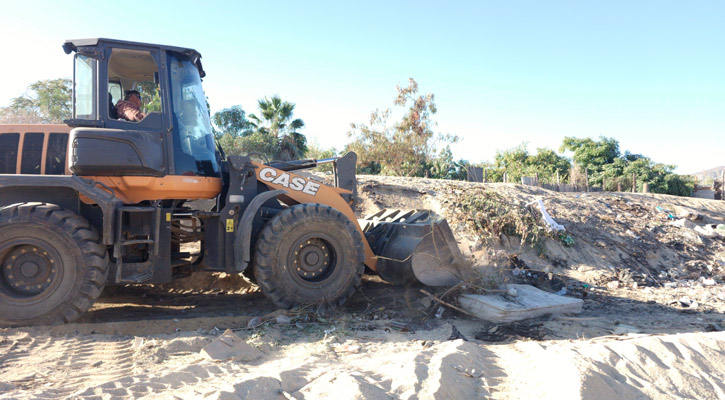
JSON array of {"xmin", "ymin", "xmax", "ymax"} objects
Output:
[
  {"xmin": 6, "ymin": 78, "xmax": 71, "ymax": 123},
  {"xmin": 249, "ymin": 96, "xmax": 307, "ymax": 161},
  {"xmin": 528, "ymin": 147, "xmax": 571, "ymax": 182},
  {"xmin": 560, "ymin": 136, "xmax": 694, "ymax": 195},
  {"xmin": 560, "ymin": 136, "xmax": 621, "ymax": 186},
  {"xmin": 429, "ymin": 146, "xmax": 468, "ymax": 180},
  {"xmin": 347, "ymin": 78, "xmax": 456, "ymax": 176},
  {"xmin": 212, "ymin": 98, "xmax": 307, "ymax": 161},
  {"xmin": 494, "ymin": 144, "xmax": 530, "ymax": 182},
  {"xmin": 212, "ymin": 105, "xmax": 253, "ymax": 138},
  {"xmin": 0, "ymin": 106, "xmax": 44, "ymax": 124},
  {"xmin": 600, "ymin": 157, "xmax": 629, "ymax": 190},
  {"xmin": 493, "ymin": 144, "xmax": 570, "ymax": 184},
  {"xmin": 560, "ymin": 136, "xmax": 620, "ymax": 171}
]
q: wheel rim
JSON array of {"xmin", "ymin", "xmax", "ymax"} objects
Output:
[
  {"xmin": 289, "ymin": 236, "xmax": 337, "ymax": 283},
  {"xmin": 0, "ymin": 239, "xmax": 63, "ymax": 301}
]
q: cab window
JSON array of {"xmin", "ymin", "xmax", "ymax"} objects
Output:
[
  {"xmin": 74, "ymin": 54, "xmax": 97, "ymax": 120},
  {"xmin": 107, "ymin": 48, "xmax": 162, "ymax": 122}
]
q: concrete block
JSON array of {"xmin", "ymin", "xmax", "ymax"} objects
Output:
[{"xmin": 459, "ymin": 284, "xmax": 583, "ymax": 323}]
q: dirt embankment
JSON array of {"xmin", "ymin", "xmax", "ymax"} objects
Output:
[
  {"xmin": 1, "ymin": 176, "xmax": 725, "ymax": 399},
  {"xmin": 357, "ymin": 176, "xmax": 725, "ymax": 286}
]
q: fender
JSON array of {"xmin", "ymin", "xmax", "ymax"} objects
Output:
[
  {"xmin": 252, "ymin": 161, "xmax": 377, "ymax": 270},
  {"xmin": 233, "ymin": 189, "xmax": 287, "ymax": 272},
  {"xmin": 0, "ymin": 174, "xmax": 122, "ymax": 245}
]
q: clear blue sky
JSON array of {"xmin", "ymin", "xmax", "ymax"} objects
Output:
[{"xmin": 1, "ymin": 0, "xmax": 723, "ymax": 173}]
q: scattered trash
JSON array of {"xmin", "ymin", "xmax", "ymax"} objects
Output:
[
  {"xmin": 448, "ymin": 325, "xmax": 467, "ymax": 341},
  {"xmin": 474, "ymin": 321, "xmax": 548, "ymax": 342},
  {"xmin": 672, "ymin": 219, "xmax": 696, "ymax": 229},
  {"xmin": 276, "ymin": 315, "xmax": 292, "ymax": 325},
  {"xmin": 700, "ymin": 278, "xmax": 717, "ymax": 287},
  {"xmin": 201, "ymin": 329, "xmax": 263, "ymax": 362},
  {"xmin": 678, "ymin": 297, "xmax": 692, "ymax": 307},
  {"xmin": 507, "ymin": 286, "xmax": 518, "ymax": 297},
  {"xmin": 247, "ymin": 317, "xmax": 263, "ymax": 328},
  {"xmin": 333, "ymin": 343, "xmax": 361, "ymax": 353},
  {"xmin": 694, "ymin": 225, "xmax": 719, "ymax": 238},
  {"xmin": 323, "ymin": 327, "xmax": 336, "ymax": 335},
  {"xmin": 388, "ymin": 321, "xmax": 412, "ymax": 332},
  {"xmin": 452, "ymin": 364, "xmax": 483, "ymax": 378},
  {"xmin": 717, "ymin": 224, "xmax": 725, "ymax": 235},
  {"xmin": 612, "ymin": 324, "xmax": 640, "ymax": 335},
  {"xmin": 132, "ymin": 337, "xmax": 144, "ymax": 351},
  {"xmin": 526, "ymin": 199, "xmax": 565, "ymax": 232},
  {"xmin": 607, "ymin": 281, "xmax": 620, "ymax": 290},
  {"xmin": 655, "ymin": 206, "xmax": 677, "ymax": 220},
  {"xmin": 435, "ymin": 307, "xmax": 445, "ymax": 319},
  {"xmin": 555, "ymin": 287, "xmax": 567, "ymax": 296}
]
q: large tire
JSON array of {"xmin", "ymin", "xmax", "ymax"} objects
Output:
[
  {"xmin": 253, "ymin": 204, "xmax": 364, "ymax": 309},
  {"xmin": 0, "ymin": 203, "xmax": 109, "ymax": 326}
]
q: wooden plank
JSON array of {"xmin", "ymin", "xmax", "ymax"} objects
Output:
[{"xmin": 459, "ymin": 284, "xmax": 583, "ymax": 323}]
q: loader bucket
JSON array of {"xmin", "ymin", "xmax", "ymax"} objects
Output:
[{"xmin": 360, "ymin": 210, "xmax": 466, "ymax": 287}]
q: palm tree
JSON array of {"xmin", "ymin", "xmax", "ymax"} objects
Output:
[{"xmin": 249, "ymin": 96, "xmax": 307, "ymax": 161}]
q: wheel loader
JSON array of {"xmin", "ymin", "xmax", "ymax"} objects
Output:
[{"xmin": 0, "ymin": 38, "xmax": 465, "ymax": 326}]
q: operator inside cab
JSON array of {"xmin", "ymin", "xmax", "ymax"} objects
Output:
[{"xmin": 115, "ymin": 90, "xmax": 146, "ymax": 122}]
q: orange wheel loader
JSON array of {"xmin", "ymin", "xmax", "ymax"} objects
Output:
[{"xmin": 0, "ymin": 38, "xmax": 465, "ymax": 326}]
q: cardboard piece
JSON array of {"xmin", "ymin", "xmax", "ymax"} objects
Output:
[{"xmin": 459, "ymin": 284, "xmax": 583, "ymax": 323}]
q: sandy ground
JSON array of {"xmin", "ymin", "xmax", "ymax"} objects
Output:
[
  {"xmin": 2, "ymin": 176, "xmax": 725, "ymax": 399},
  {"xmin": 1, "ymin": 315, "xmax": 724, "ymax": 399}
]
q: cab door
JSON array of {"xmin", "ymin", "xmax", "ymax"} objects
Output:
[{"xmin": 69, "ymin": 44, "xmax": 170, "ymax": 177}]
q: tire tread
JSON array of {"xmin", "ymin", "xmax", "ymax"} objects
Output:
[{"xmin": 0, "ymin": 202, "xmax": 109, "ymax": 326}]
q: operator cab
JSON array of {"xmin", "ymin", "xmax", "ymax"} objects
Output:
[{"xmin": 63, "ymin": 38, "xmax": 220, "ymax": 178}]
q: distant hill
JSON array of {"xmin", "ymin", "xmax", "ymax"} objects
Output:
[{"xmin": 691, "ymin": 166, "xmax": 725, "ymax": 183}]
